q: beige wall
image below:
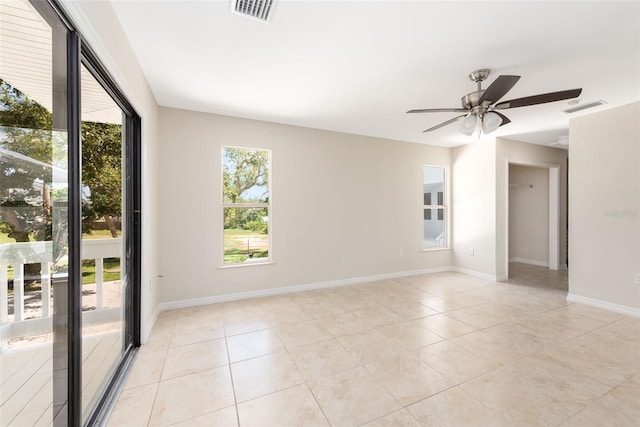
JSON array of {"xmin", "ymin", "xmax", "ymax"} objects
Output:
[
  {"xmin": 450, "ymin": 138, "xmax": 567, "ymax": 280},
  {"xmin": 57, "ymin": 1, "xmax": 639, "ymax": 320},
  {"xmin": 451, "ymin": 140, "xmax": 497, "ymax": 279},
  {"xmin": 61, "ymin": 0, "xmax": 162, "ymax": 340},
  {"xmin": 157, "ymin": 107, "xmax": 452, "ymax": 304},
  {"xmin": 569, "ymin": 102, "xmax": 640, "ymax": 312},
  {"xmin": 508, "ymin": 165, "xmax": 549, "ymax": 265},
  {"xmin": 496, "ymin": 138, "xmax": 568, "ymax": 279}
]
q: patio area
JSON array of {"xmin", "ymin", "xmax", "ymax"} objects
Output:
[{"xmin": 1, "ymin": 238, "xmax": 125, "ymax": 425}]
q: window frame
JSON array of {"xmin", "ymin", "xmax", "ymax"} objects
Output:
[
  {"xmin": 422, "ymin": 165, "xmax": 449, "ymax": 251},
  {"xmin": 221, "ymin": 145, "xmax": 272, "ymax": 266}
]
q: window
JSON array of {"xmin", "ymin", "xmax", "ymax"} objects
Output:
[
  {"xmin": 423, "ymin": 166, "xmax": 447, "ymax": 249},
  {"xmin": 222, "ymin": 146, "xmax": 271, "ymax": 264}
]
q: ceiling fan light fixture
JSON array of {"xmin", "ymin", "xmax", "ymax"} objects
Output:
[
  {"xmin": 460, "ymin": 114, "xmax": 478, "ymax": 136},
  {"xmin": 481, "ymin": 111, "xmax": 503, "ymax": 134}
]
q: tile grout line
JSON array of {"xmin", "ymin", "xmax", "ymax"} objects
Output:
[{"xmin": 223, "ymin": 330, "xmax": 241, "ymax": 426}]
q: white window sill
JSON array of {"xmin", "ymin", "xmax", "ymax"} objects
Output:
[
  {"xmin": 218, "ymin": 259, "xmax": 274, "ymax": 269},
  {"xmin": 421, "ymin": 247, "xmax": 451, "ymax": 252}
]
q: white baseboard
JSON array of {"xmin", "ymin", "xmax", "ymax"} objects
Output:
[
  {"xmin": 158, "ymin": 266, "xmax": 454, "ymax": 312},
  {"xmin": 509, "ymin": 257, "xmax": 549, "ymax": 267},
  {"xmin": 142, "ymin": 306, "xmax": 160, "ymax": 344},
  {"xmin": 566, "ymin": 293, "xmax": 640, "ymax": 318},
  {"xmin": 450, "ymin": 266, "xmax": 501, "ymax": 282}
]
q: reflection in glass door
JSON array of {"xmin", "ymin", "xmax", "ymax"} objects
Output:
[
  {"xmin": 1, "ymin": 0, "xmax": 140, "ymax": 424},
  {"xmin": 0, "ymin": 0, "xmax": 68, "ymax": 424},
  {"xmin": 79, "ymin": 65, "xmax": 127, "ymax": 422}
]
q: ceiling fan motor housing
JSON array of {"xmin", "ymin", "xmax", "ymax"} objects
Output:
[{"xmin": 461, "ymin": 91, "xmax": 485, "ymax": 111}]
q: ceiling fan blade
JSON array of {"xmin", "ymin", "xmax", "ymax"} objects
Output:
[
  {"xmin": 493, "ymin": 111, "xmax": 511, "ymax": 126},
  {"xmin": 478, "ymin": 75, "xmax": 521, "ymax": 105},
  {"xmin": 423, "ymin": 115, "xmax": 467, "ymax": 132},
  {"xmin": 408, "ymin": 108, "xmax": 468, "ymax": 114},
  {"xmin": 494, "ymin": 88, "xmax": 582, "ymax": 109}
]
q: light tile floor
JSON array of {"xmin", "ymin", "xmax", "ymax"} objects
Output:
[{"xmin": 108, "ymin": 264, "xmax": 640, "ymax": 426}]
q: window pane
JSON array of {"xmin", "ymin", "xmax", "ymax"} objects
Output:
[
  {"xmin": 224, "ymin": 207, "xmax": 269, "ymax": 263},
  {"xmin": 0, "ymin": 1, "xmax": 68, "ymax": 423},
  {"xmin": 424, "ymin": 208, "xmax": 445, "ymax": 248},
  {"xmin": 423, "ymin": 166, "xmax": 446, "ymax": 249},
  {"xmin": 223, "ymin": 147, "xmax": 269, "ymax": 203},
  {"xmin": 80, "ymin": 64, "xmax": 125, "ymax": 422},
  {"xmin": 423, "ymin": 166, "xmax": 444, "ymax": 196}
]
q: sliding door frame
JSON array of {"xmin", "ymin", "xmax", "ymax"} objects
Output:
[
  {"xmin": 80, "ymin": 44, "xmax": 142, "ymax": 426},
  {"xmin": 26, "ymin": 1, "xmax": 142, "ymax": 425}
]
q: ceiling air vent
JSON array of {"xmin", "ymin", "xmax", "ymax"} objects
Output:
[
  {"xmin": 564, "ymin": 100, "xmax": 606, "ymax": 114},
  {"xmin": 231, "ymin": 0, "xmax": 275, "ymax": 23}
]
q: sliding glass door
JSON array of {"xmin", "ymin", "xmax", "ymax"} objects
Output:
[
  {"xmin": 0, "ymin": 1, "xmax": 70, "ymax": 424},
  {"xmin": 79, "ymin": 64, "xmax": 127, "ymax": 423},
  {"xmin": 0, "ymin": 0, "xmax": 140, "ymax": 425}
]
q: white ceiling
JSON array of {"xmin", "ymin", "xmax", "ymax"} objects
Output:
[{"xmin": 110, "ymin": 0, "xmax": 640, "ymax": 148}]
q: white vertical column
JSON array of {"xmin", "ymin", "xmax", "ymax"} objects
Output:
[
  {"xmin": 0, "ymin": 265, "xmax": 7, "ymax": 323},
  {"xmin": 549, "ymin": 167, "xmax": 560, "ymax": 270},
  {"xmin": 41, "ymin": 261, "xmax": 51, "ymax": 317},
  {"xmin": 14, "ymin": 263, "xmax": 24, "ymax": 321},
  {"xmin": 96, "ymin": 258, "xmax": 104, "ymax": 309}
]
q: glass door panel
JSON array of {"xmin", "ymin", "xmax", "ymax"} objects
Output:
[
  {"xmin": 79, "ymin": 65, "xmax": 126, "ymax": 422},
  {"xmin": 0, "ymin": 0, "xmax": 68, "ymax": 424},
  {"xmin": 1, "ymin": 1, "xmax": 139, "ymax": 424}
]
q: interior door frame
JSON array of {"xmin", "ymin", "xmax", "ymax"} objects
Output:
[{"xmin": 505, "ymin": 160, "xmax": 561, "ymax": 279}]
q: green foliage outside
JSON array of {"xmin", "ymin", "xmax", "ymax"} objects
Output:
[
  {"xmin": 4, "ymin": 257, "xmax": 120, "ymax": 294},
  {"xmin": 222, "ymin": 147, "xmax": 269, "ymax": 204},
  {"xmin": 82, "ymin": 258, "xmax": 121, "ymax": 284},
  {"xmin": 0, "ymin": 78, "xmax": 123, "ymax": 245},
  {"xmin": 223, "ymin": 147, "xmax": 270, "ymax": 262},
  {"xmin": 243, "ymin": 219, "xmax": 267, "ymax": 234},
  {"xmin": 0, "ymin": 78, "xmax": 57, "ymax": 244},
  {"xmin": 223, "ymin": 248, "xmax": 269, "ymax": 264},
  {"xmin": 80, "ymin": 121, "xmax": 122, "ymax": 236},
  {"xmin": 1, "ymin": 229, "xmax": 122, "ymax": 288},
  {"xmin": 223, "ymin": 227, "xmax": 268, "ymax": 263}
]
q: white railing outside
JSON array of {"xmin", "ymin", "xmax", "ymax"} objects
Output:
[{"xmin": 0, "ymin": 238, "xmax": 122, "ymax": 353}]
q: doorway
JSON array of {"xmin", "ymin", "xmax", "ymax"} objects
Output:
[{"xmin": 507, "ymin": 162, "xmax": 563, "ymax": 279}]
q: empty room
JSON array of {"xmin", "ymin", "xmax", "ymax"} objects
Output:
[{"xmin": 0, "ymin": 0, "xmax": 639, "ymax": 426}]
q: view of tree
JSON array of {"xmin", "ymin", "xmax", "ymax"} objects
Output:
[
  {"xmin": 0, "ymin": 79, "xmax": 54, "ymax": 243},
  {"xmin": 222, "ymin": 147, "xmax": 269, "ymax": 231},
  {"xmin": 222, "ymin": 147, "xmax": 270, "ymax": 263},
  {"xmin": 0, "ymin": 78, "xmax": 122, "ymax": 244},
  {"xmin": 81, "ymin": 122, "xmax": 122, "ymax": 237}
]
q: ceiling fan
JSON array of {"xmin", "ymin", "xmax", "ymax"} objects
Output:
[{"xmin": 407, "ymin": 69, "xmax": 582, "ymax": 136}]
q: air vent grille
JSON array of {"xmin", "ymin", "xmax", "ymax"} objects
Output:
[
  {"xmin": 231, "ymin": 0, "xmax": 274, "ymax": 23},
  {"xmin": 564, "ymin": 100, "xmax": 606, "ymax": 114}
]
